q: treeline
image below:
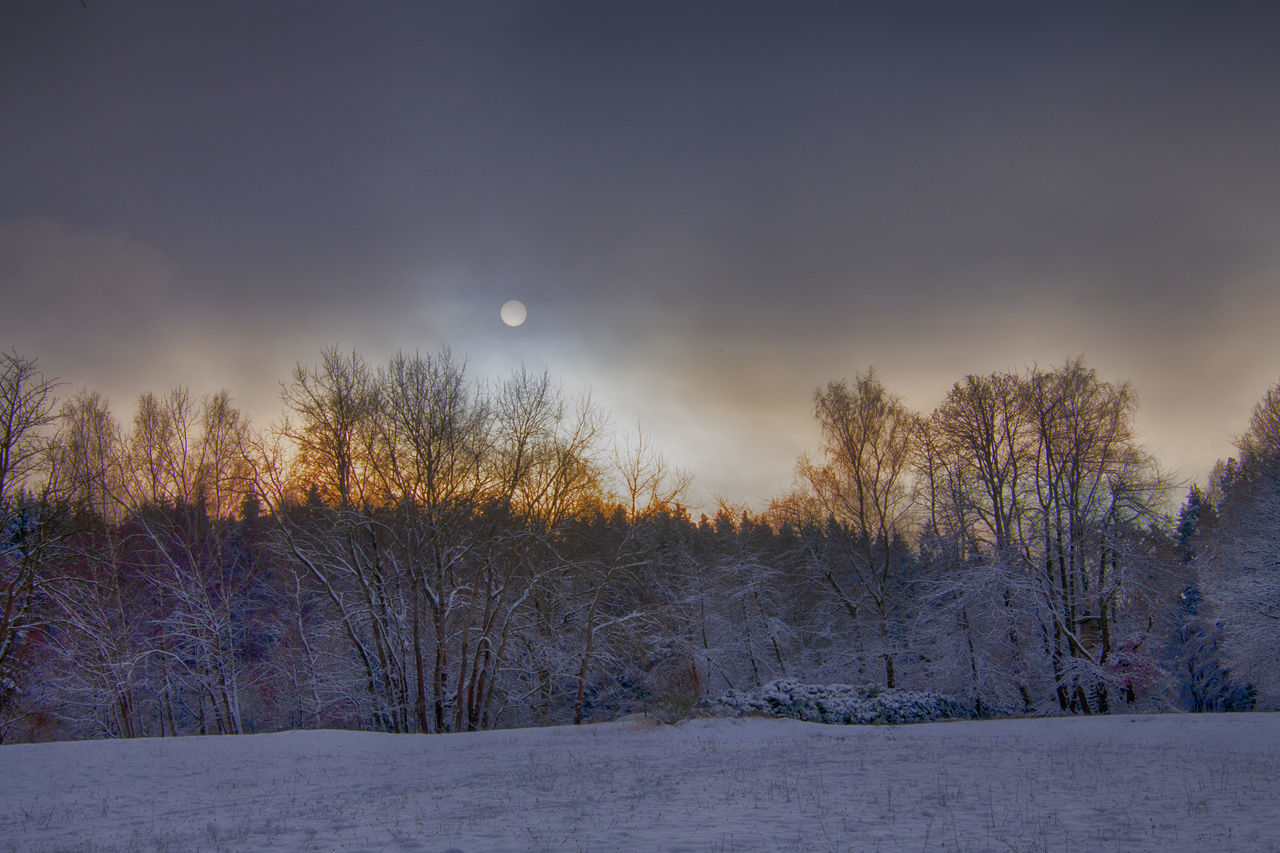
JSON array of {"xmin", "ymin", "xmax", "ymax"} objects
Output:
[{"xmin": 0, "ymin": 347, "xmax": 1276, "ymax": 742}]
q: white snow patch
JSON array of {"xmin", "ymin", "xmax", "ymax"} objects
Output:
[
  {"xmin": 2, "ymin": 714, "xmax": 1278, "ymax": 852},
  {"xmin": 704, "ymin": 679, "xmax": 975, "ymax": 724}
]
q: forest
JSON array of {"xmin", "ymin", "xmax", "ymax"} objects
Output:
[{"xmin": 0, "ymin": 346, "xmax": 1276, "ymax": 742}]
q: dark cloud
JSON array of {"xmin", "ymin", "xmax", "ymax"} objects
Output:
[{"xmin": 4, "ymin": 1, "xmax": 1280, "ymax": 506}]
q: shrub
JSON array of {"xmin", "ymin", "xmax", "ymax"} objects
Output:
[{"xmin": 701, "ymin": 679, "xmax": 975, "ymax": 725}]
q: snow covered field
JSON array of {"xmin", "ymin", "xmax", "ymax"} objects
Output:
[{"xmin": 3, "ymin": 713, "xmax": 1278, "ymax": 852}]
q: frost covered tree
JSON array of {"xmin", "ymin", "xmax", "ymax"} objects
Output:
[
  {"xmin": 264, "ymin": 348, "xmax": 616, "ymax": 732},
  {"xmin": 705, "ymin": 508, "xmax": 794, "ymax": 691},
  {"xmin": 913, "ymin": 362, "xmax": 1172, "ymax": 713},
  {"xmin": 269, "ymin": 347, "xmax": 420, "ymax": 731},
  {"xmin": 1198, "ymin": 380, "xmax": 1280, "ymax": 707},
  {"xmin": 0, "ymin": 350, "xmax": 59, "ymax": 739},
  {"xmin": 121, "ymin": 389, "xmax": 257, "ymax": 735},
  {"xmin": 798, "ymin": 371, "xmax": 918, "ymax": 688},
  {"xmin": 38, "ymin": 392, "xmax": 153, "ymax": 738},
  {"xmin": 1166, "ymin": 583, "xmax": 1255, "ymax": 712},
  {"xmin": 915, "ymin": 373, "xmax": 1039, "ymax": 712},
  {"xmin": 40, "ymin": 388, "xmax": 260, "ymax": 737},
  {"xmin": 373, "ymin": 349, "xmax": 492, "ymax": 732},
  {"xmin": 0, "ymin": 348, "xmax": 1246, "ymax": 739},
  {"xmin": 1162, "ymin": 486, "xmax": 1248, "ymax": 712}
]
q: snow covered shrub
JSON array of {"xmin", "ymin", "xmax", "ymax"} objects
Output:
[{"xmin": 701, "ymin": 679, "xmax": 975, "ymax": 725}]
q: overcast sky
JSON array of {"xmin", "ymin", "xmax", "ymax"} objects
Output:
[{"xmin": 4, "ymin": 1, "xmax": 1280, "ymax": 511}]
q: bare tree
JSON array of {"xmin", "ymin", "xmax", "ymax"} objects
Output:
[
  {"xmin": 928, "ymin": 372, "xmax": 1033, "ymax": 557},
  {"xmin": 613, "ymin": 424, "xmax": 691, "ymax": 524},
  {"xmin": 920, "ymin": 373, "xmax": 1039, "ymax": 711},
  {"xmin": 494, "ymin": 370, "xmax": 604, "ymax": 530},
  {"xmin": 0, "ymin": 350, "xmax": 59, "ymax": 501},
  {"xmin": 0, "ymin": 351, "xmax": 59, "ymax": 738},
  {"xmin": 800, "ymin": 370, "xmax": 917, "ymax": 687},
  {"xmin": 37, "ymin": 392, "xmax": 149, "ymax": 738},
  {"xmin": 375, "ymin": 349, "xmax": 491, "ymax": 732},
  {"xmin": 120, "ymin": 389, "xmax": 256, "ymax": 735},
  {"xmin": 567, "ymin": 525, "xmax": 652, "ymax": 726},
  {"xmin": 1238, "ymin": 383, "xmax": 1280, "ymax": 473},
  {"xmin": 280, "ymin": 346, "xmax": 379, "ymax": 509},
  {"xmin": 49, "ymin": 391, "xmax": 123, "ymax": 523}
]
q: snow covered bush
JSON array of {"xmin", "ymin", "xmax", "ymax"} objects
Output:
[{"xmin": 701, "ymin": 679, "xmax": 975, "ymax": 725}]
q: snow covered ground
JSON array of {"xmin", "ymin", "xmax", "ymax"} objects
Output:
[{"xmin": 3, "ymin": 713, "xmax": 1278, "ymax": 852}]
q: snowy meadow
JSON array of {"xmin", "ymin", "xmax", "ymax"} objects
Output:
[{"xmin": 3, "ymin": 713, "xmax": 1279, "ymax": 853}]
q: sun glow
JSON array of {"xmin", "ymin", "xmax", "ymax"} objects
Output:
[{"xmin": 500, "ymin": 300, "xmax": 527, "ymax": 327}]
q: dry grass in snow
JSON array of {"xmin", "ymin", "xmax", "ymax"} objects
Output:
[{"xmin": 2, "ymin": 713, "xmax": 1279, "ymax": 852}]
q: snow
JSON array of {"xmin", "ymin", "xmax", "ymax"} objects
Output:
[
  {"xmin": 3, "ymin": 714, "xmax": 1279, "ymax": 852},
  {"xmin": 703, "ymin": 679, "xmax": 975, "ymax": 724}
]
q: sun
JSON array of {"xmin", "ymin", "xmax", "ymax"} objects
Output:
[{"xmin": 500, "ymin": 300, "xmax": 527, "ymax": 327}]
